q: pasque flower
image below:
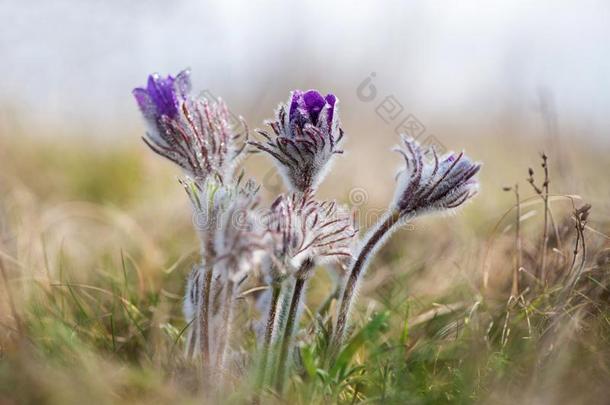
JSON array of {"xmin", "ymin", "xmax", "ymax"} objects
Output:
[
  {"xmin": 392, "ymin": 136, "xmax": 480, "ymax": 216},
  {"xmin": 179, "ymin": 175, "xmax": 261, "ymax": 366},
  {"xmin": 332, "ymin": 136, "xmax": 480, "ymax": 349},
  {"xmin": 266, "ymin": 190, "xmax": 356, "ymax": 272},
  {"xmin": 250, "ymin": 90, "xmax": 344, "ymax": 192},
  {"xmin": 132, "ymin": 68, "xmax": 482, "ymax": 393},
  {"xmin": 211, "ymin": 187, "xmax": 273, "ymax": 368},
  {"xmin": 264, "ymin": 190, "xmax": 357, "ymax": 391},
  {"xmin": 249, "ymin": 91, "xmax": 354, "ymax": 392},
  {"xmin": 133, "ymin": 70, "xmax": 191, "ymax": 121},
  {"xmin": 133, "ymin": 70, "xmax": 246, "ymax": 184}
]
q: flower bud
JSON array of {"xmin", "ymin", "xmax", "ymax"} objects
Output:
[
  {"xmin": 250, "ymin": 90, "xmax": 344, "ymax": 192},
  {"xmin": 133, "ymin": 70, "xmax": 245, "ymax": 183},
  {"xmin": 392, "ymin": 136, "xmax": 480, "ymax": 217}
]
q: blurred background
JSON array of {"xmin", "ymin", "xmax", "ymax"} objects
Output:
[
  {"xmin": 1, "ymin": 0, "xmax": 608, "ymax": 236},
  {"xmin": 2, "ymin": 0, "xmax": 609, "ymax": 203},
  {"xmin": 2, "ymin": 0, "xmax": 609, "ymax": 137},
  {"xmin": 1, "ymin": 1, "xmax": 610, "ymax": 403}
]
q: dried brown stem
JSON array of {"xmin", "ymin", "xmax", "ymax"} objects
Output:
[
  {"xmin": 513, "ymin": 184, "xmax": 522, "ymax": 297},
  {"xmin": 540, "ymin": 154, "xmax": 550, "ymax": 285}
]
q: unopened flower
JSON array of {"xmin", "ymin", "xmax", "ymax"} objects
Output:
[
  {"xmin": 133, "ymin": 70, "xmax": 246, "ymax": 183},
  {"xmin": 265, "ymin": 190, "xmax": 357, "ymax": 275},
  {"xmin": 392, "ymin": 136, "xmax": 480, "ymax": 217},
  {"xmin": 250, "ymin": 90, "xmax": 344, "ymax": 192},
  {"xmin": 333, "ymin": 136, "xmax": 481, "ymax": 349}
]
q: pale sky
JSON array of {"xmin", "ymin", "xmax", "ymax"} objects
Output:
[{"xmin": 1, "ymin": 0, "xmax": 609, "ymax": 138}]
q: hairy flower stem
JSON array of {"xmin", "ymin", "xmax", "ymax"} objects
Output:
[
  {"xmin": 276, "ymin": 259, "xmax": 314, "ymax": 392},
  {"xmin": 215, "ymin": 279, "xmax": 235, "ymax": 372},
  {"xmin": 256, "ymin": 282, "xmax": 282, "ymax": 391},
  {"xmin": 198, "ymin": 266, "xmax": 213, "ymax": 364},
  {"xmin": 198, "ymin": 241, "xmax": 216, "ymax": 368},
  {"xmin": 332, "ymin": 209, "xmax": 402, "ymax": 352}
]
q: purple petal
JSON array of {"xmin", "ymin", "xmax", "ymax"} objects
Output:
[
  {"xmin": 302, "ymin": 90, "xmax": 326, "ymax": 124},
  {"xmin": 146, "ymin": 74, "xmax": 178, "ymax": 118},
  {"xmin": 324, "ymin": 93, "xmax": 337, "ymax": 127},
  {"xmin": 132, "ymin": 88, "xmax": 155, "ymax": 117},
  {"xmin": 289, "ymin": 90, "xmax": 303, "ymax": 123}
]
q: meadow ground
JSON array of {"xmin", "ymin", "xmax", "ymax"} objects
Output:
[{"xmin": 1, "ymin": 125, "xmax": 609, "ymax": 404}]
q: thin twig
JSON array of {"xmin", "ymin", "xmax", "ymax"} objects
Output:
[
  {"xmin": 540, "ymin": 154, "xmax": 550, "ymax": 285},
  {"xmin": 513, "ymin": 184, "xmax": 521, "ymax": 297}
]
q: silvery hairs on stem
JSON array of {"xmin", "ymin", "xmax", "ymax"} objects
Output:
[
  {"xmin": 333, "ymin": 136, "xmax": 481, "ymax": 347},
  {"xmin": 133, "ymin": 69, "xmax": 247, "ymax": 185},
  {"xmin": 260, "ymin": 191, "xmax": 358, "ymax": 391},
  {"xmin": 249, "ymin": 90, "xmax": 344, "ymax": 192},
  {"xmin": 180, "ymin": 175, "xmax": 260, "ymax": 299},
  {"xmin": 183, "ymin": 177, "xmax": 270, "ymax": 362},
  {"xmin": 183, "ymin": 264, "xmax": 202, "ymax": 343},
  {"xmin": 210, "ymin": 187, "xmax": 275, "ymax": 369}
]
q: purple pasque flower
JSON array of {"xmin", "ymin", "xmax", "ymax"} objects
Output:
[
  {"xmin": 250, "ymin": 90, "xmax": 343, "ymax": 192},
  {"xmin": 288, "ymin": 90, "xmax": 337, "ymax": 133},
  {"xmin": 265, "ymin": 190, "xmax": 357, "ymax": 276},
  {"xmin": 133, "ymin": 70, "xmax": 246, "ymax": 183},
  {"xmin": 331, "ymin": 138, "xmax": 480, "ymax": 349},
  {"xmin": 392, "ymin": 136, "xmax": 480, "ymax": 217},
  {"xmin": 133, "ymin": 70, "xmax": 191, "ymax": 120}
]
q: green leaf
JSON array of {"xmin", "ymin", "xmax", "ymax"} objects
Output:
[
  {"xmin": 400, "ymin": 320, "xmax": 409, "ymax": 346},
  {"xmin": 300, "ymin": 345, "xmax": 317, "ymax": 379},
  {"xmin": 330, "ymin": 311, "xmax": 390, "ymax": 378}
]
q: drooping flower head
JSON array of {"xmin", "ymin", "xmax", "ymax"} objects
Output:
[
  {"xmin": 250, "ymin": 90, "xmax": 343, "ymax": 192},
  {"xmin": 392, "ymin": 136, "xmax": 480, "ymax": 217},
  {"xmin": 133, "ymin": 70, "xmax": 246, "ymax": 184},
  {"xmin": 265, "ymin": 190, "xmax": 357, "ymax": 277}
]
